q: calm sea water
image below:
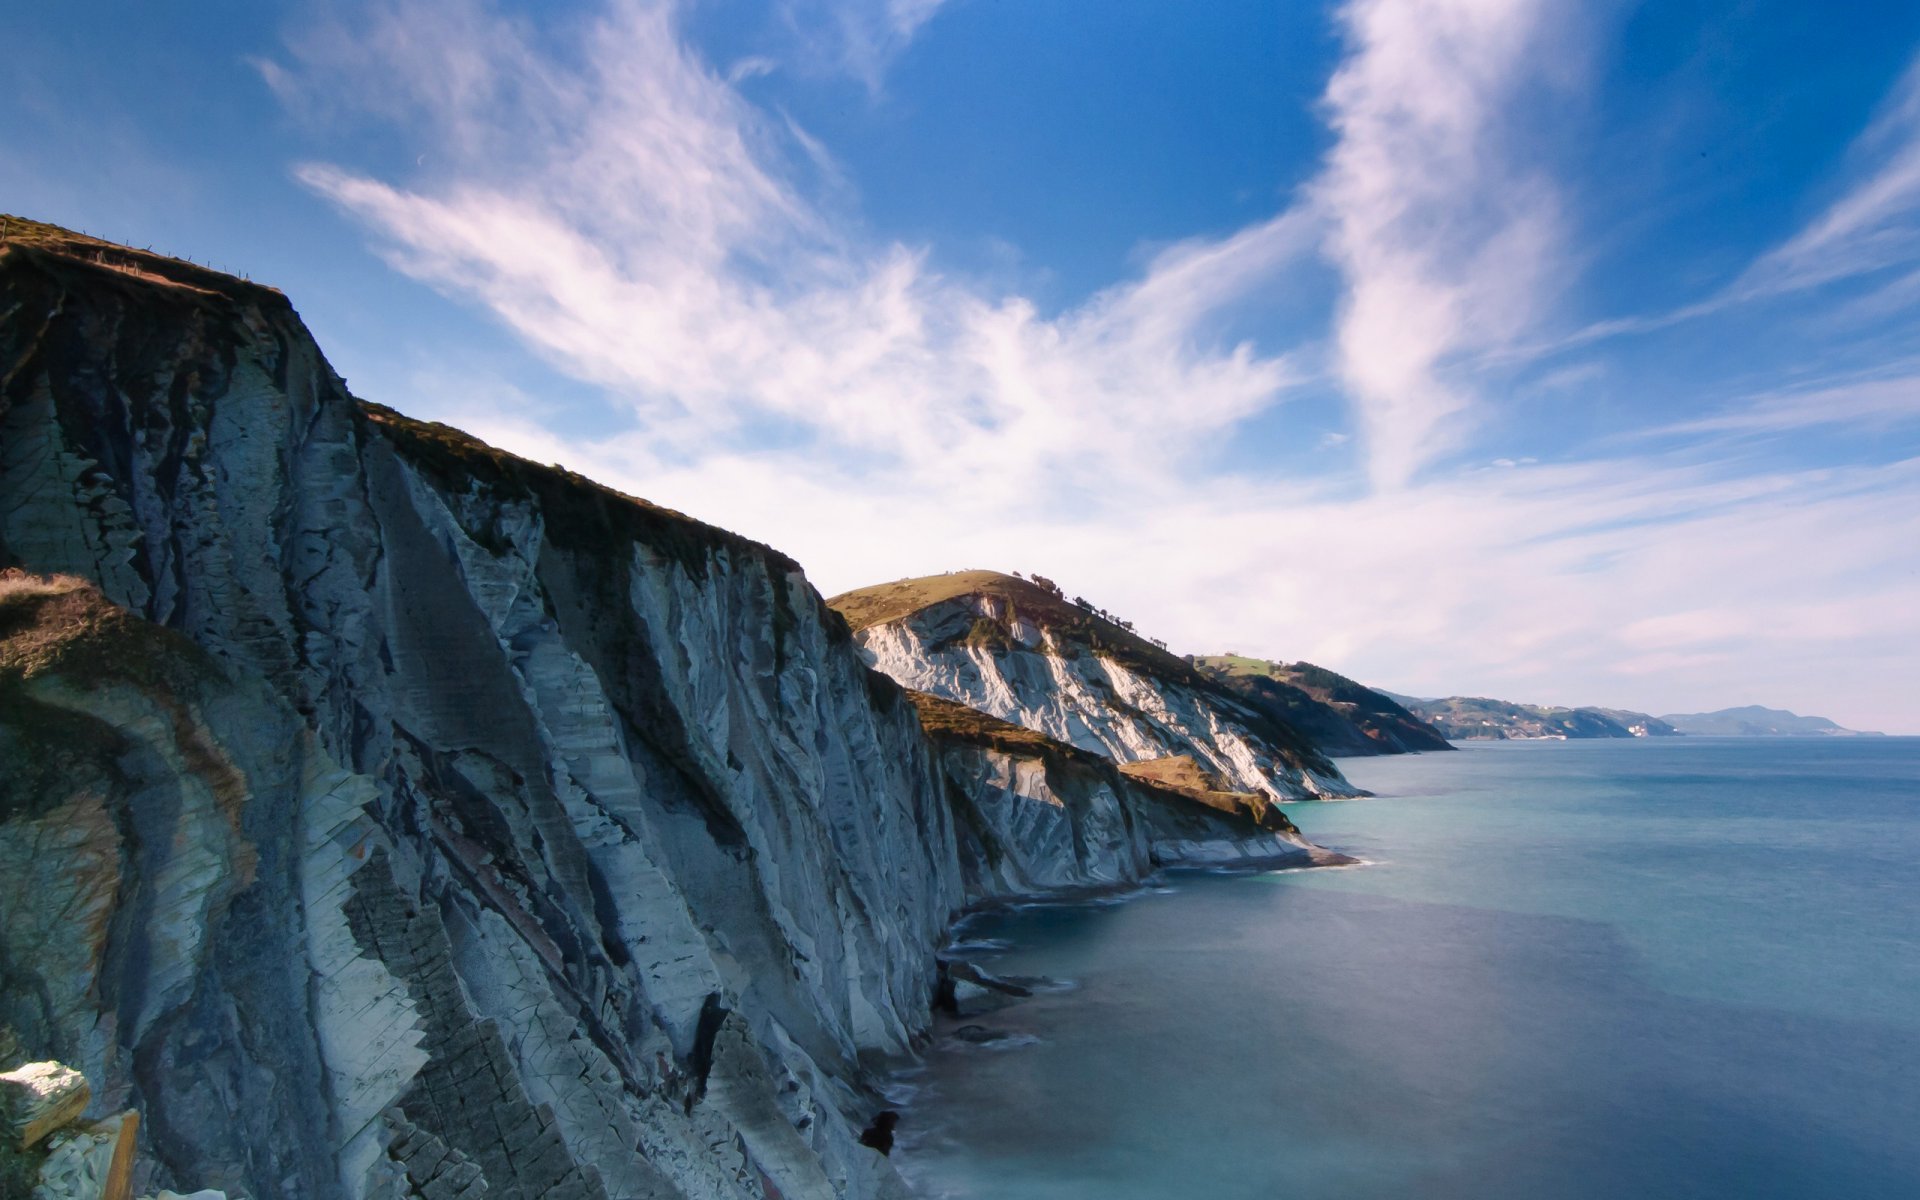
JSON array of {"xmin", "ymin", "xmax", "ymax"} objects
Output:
[{"xmin": 891, "ymin": 738, "xmax": 1920, "ymax": 1200}]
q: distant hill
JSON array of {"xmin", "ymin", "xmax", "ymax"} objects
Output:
[
  {"xmin": 1394, "ymin": 695, "xmax": 1682, "ymax": 740},
  {"xmin": 1659, "ymin": 706, "xmax": 1882, "ymax": 736},
  {"xmin": 1192, "ymin": 655, "xmax": 1454, "ymax": 755}
]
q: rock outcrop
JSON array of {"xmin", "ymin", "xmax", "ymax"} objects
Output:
[
  {"xmin": 908, "ymin": 692, "xmax": 1344, "ymax": 898},
  {"xmin": 830, "ymin": 572, "xmax": 1359, "ymax": 801},
  {"xmin": 0, "ymin": 219, "xmax": 1343, "ymax": 1199}
]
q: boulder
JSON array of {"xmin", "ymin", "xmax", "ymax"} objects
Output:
[{"xmin": 1, "ymin": 1061, "xmax": 89, "ymax": 1149}]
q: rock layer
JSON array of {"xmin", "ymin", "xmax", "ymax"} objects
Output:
[{"xmin": 909, "ymin": 692, "xmax": 1344, "ymax": 898}]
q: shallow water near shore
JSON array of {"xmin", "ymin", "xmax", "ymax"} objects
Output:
[{"xmin": 891, "ymin": 737, "xmax": 1920, "ymax": 1199}]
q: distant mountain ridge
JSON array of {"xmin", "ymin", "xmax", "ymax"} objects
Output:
[
  {"xmin": 1660, "ymin": 706, "xmax": 1883, "ymax": 736},
  {"xmin": 1387, "ymin": 694, "xmax": 1681, "ymax": 740}
]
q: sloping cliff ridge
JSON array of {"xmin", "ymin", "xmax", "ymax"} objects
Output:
[
  {"xmin": 1192, "ymin": 655, "xmax": 1453, "ymax": 755},
  {"xmin": 830, "ymin": 572, "xmax": 1360, "ymax": 801},
  {"xmin": 0, "ymin": 220, "xmax": 1333, "ymax": 1198}
]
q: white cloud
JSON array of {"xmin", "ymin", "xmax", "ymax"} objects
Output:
[
  {"xmin": 1651, "ymin": 372, "xmax": 1920, "ymax": 437},
  {"xmin": 771, "ymin": 0, "xmax": 952, "ymax": 91},
  {"xmin": 289, "ymin": 0, "xmax": 1319, "ymax": 512},
  {"xmin": 273, "ymin": 0, "xmax": 1920, "ymax": 732}
]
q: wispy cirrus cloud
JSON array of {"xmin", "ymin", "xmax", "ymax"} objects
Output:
[
  {"xmin": 1554, "ymin": 49, "xmax": 1920, "ymax": 348},
  {"xmin": 283, "ymin": 0, "xmax": 1319, "ymax": 509},
  {"xmin": 772, "ymin": 0, "xmax": 952, "ymax": 90},
  {"xmin": 1313, "ymin": 0, "xmax": 1576, "ymax": 489},
  {"xmin": 1730, "ymin": 55, "xmax": 1920, "ymax": 302},
  {"xmin": 1649, "ymin": 371, "xmax": 1920, "ymax": 438}
]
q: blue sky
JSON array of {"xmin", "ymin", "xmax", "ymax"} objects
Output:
[{"xmin": 5, "ymin": 0, "xmax": 1919, "ymax": 731}]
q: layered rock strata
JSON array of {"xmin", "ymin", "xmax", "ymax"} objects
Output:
[
  {"xmin": 0, "ymin": 220, "xmax": 1341, "ymax": 1199},
  {"xmin": 831, "ymin": 572, "xmax": 1359, "ymax": 801},
  {"xmin": 908, "ymin": 692, "xmax": 1342, "ymax": 898}
]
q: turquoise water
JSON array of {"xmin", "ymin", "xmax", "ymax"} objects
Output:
[{"xmin": 892, "ymin": 738, "xmax": 1920, "ymax": 1199}]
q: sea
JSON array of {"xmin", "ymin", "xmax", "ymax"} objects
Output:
[{"xmin": 889, "ymin": 737, "xmax": 1920, "ymax": 1200}]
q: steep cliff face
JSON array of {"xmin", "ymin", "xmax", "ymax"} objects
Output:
[
  {"xmin": 0, "ymin": 222, "xmax": 1343, "ymax": 1200},
  {"xmin": 1192, "ymin": 656, "xmax": 1454, "ymax": 755},
  {"xmin": 830, "ymin": 572, "xmax": 1359, "ymax": 801},
  {"xmin": 0, "ymin": 224, "xmax": 961, "ymax": 1200}
]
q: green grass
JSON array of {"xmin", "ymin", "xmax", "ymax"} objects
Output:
[
  {"xmin": 1, "ymin": 212, "xmax": 284, "ymax": 302},
  {"xmin": 907, "ymin": 689, "xmax": 1099, "ymax": 763},
  {"xmin": 1193, "ymin": 653, "xmax": 1286, "ymax": 678}
]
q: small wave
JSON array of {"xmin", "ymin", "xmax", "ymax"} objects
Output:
[
  {"xmin": 957, "ymin": 1031, "xmax": 1044, "ymax": 1052},
  {"xmin": 877, "ymin": 1078, "xmax": 926, "ymax": 1107},
  {"xmin": 943, "ymin": 937, "xmax": 1010, "ymax": 955},
  {"xmin": 1262, "ymin": 855, "xmax": 1379, "ymax": 875}
]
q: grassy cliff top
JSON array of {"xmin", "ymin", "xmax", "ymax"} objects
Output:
[
  {"xmin": 1197, "ymin": 654, "xmax": 1410, "ymax": 711},
  {"xmin": 906, "ymin": 688, "xmax": 1101, "ymax": 763},
  {"xmin": 0, "ymin": 213, "xmax": 287, "ymax": 307},
  {"xmin": 1117, "ymin": 754, "xmax": 1296, "ymax": 833},
  {"xmin": 828, "ymin": 570, "xmax": 1195, "ymax": 678},
  {"xmin": 360, "ymin": 403, "xmax": 804, "ymax": 580},
  {"xmin": 1115, "ymin": 754, "xmax": 1246, "ymax": 794},
  {"xmin": 830, "ymin": 571, "xmax": 1065, "ymax": 630},
  {"xmin": 1193, "ymin": 653, "xmax": 1289, "ymax": 678}
]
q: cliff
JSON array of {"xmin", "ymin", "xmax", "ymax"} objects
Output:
[
  {"xmin": 0, "ymin": 219, "xmax": 1340, "ymax": 1199},
  {"xmin": 828, "ymin": 572, "xmax": 1359, "ymax": 801},
  {"xmin": 1191, "ymin": 655, "xmax": 1453, "ymax": 755}
]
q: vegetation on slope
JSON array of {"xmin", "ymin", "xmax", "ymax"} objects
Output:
[
  {"xmin": 906, "ymin": 690, "xmax": 1300, "ymax": 836},
  {"xmin": 0, "ymin": 571, "xmax": 213, "ymax": 822},
  {"xmin": 906, "ymin": 688, "xmax": 1108, "ymax": 764},
  {"xmin": 1194, "ymin": 654, "xmax": 1453, "ymax": 753},
  {"xmin": 1, "ymin": 212, "xmax": 288, "ymax": 308},
  {"xmin": 361, "ymin": 403, "xmax": 808, "ymax": 585},
  {"xmin": 1115, "ymin": 755, "xmax": 1295, "ymax": 832}
]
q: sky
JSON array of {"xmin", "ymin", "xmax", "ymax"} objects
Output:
[{"xmin": 4, "ymin": 0, "xmax": 1919, "ymax": 731}]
